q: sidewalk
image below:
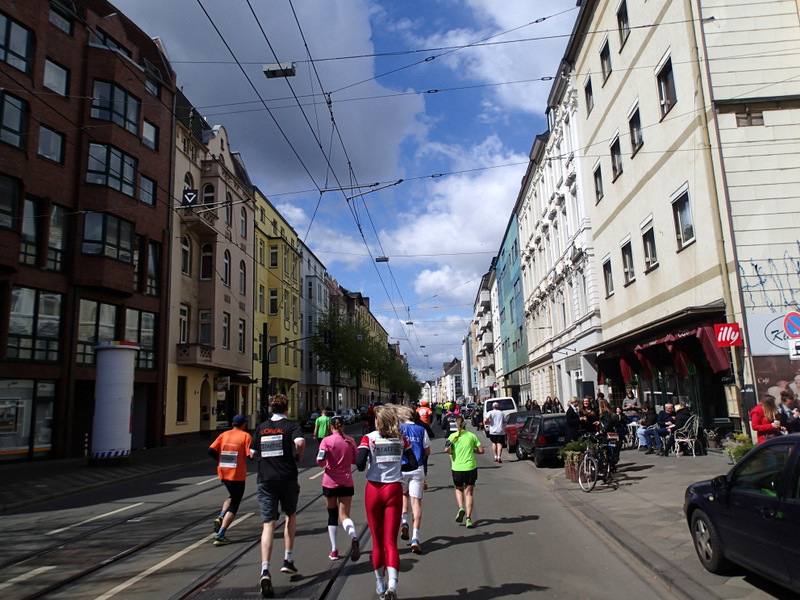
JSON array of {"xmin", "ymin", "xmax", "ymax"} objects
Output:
[
  {"xmin": 549, "ymin": 446, "xmax": 783, "ymax": 600},
  {"xmin": 0, "ymin": 439, "xmax": 211, "ymax": 513}
]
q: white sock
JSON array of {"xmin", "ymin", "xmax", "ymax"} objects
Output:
[
  {"xmin": 284, "ymin": 550, "xmax": 293, "ymax": 561},
  {"xmin": 375, "ymin": 570, "xmax": 386, "ymax": 593},
  {"xmin": 413, "ymin": 528, "xmax": 420, "ymax": 540},
  {"xmin": 342, "ymin": 518, "xmax": 356, "ymax": 538},
  {"xmin": 386, "ymin": 566, "xmax": 398, "ymax": 590},
  {"xmin": 328, "ymin": 525, "xmax": 337, "ymax": 551},
  {"xmin": 261, "ymin": 561, "xmax": 269, "ymax": 573},
  {"xmin": 401, "ymin": 513, "xmax": 408, "ymax": 524}
]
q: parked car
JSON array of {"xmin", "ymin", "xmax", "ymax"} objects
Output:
[
  {"xmin": 504, "ymin": 411, "xmax": 535, "ymax": 454},
  {"xmin": 482, "ymin": 397, "xmax": 518, "ymax": 435},
  {"xmin": 301, "ymin": 411, "xmax": 321, "ymax": 433},
  {"xmin": 683, "ymin": 433, "xmax": 800, "ymax": 592},
  {"xmin": 340, "ymin": 408, "xmax": 358, "ymax": 424},
  {"xmin": 515, "ymin": 414, "xmax": 567, "ymax": 467}
]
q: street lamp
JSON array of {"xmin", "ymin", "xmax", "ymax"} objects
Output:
[
  {"xmin": 375, "ymin": 256, "xmax": 389, "ymax": 263},
  {"xmin": 263, "ymin": 62, "xmax": 297, "ymax": 78}
]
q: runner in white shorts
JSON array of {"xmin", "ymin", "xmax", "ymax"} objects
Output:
[{"xmin": 396, "ymin": 405, "xmax": 430, "ymax": 554}]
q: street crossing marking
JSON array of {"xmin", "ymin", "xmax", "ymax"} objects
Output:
[
  {"xmin": 0, "ymin": 567, "xmax": 56, "ymax": 591},
  {"xmin": 92, "ymin": 513, "xmax": 253, "ymax": 600},
  {"xmin": 46, "ymin": 503, "xmax": 144, "ymax": 535}
]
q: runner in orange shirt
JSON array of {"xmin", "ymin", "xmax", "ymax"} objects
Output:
[
  {"xmin": 208, "ymin": 414, "xmax": 252, "ymax": 545},
  {"xmin": 416, "ymin": 400, "xmax": 433, "ymax": 425}
]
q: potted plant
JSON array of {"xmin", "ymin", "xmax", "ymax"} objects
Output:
[
  {"xmin": 705, "ymin": 428, "xmax": 721, "ymax": 448},
  {"xmin": 723, "ymin": 432, "xmax": 755, "ymax": 463},
  {"xmin": 558, "ymin": 439, "xmax": 587, "ymax": 483}
]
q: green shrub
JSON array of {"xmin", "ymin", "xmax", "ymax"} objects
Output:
[
  {"xmin": 724, "ymin": 433, "xmax": 755, "ymax": 462},
  {"xmin": 557, "ymin": 439, "xmax": 587, "ymax": 459}
]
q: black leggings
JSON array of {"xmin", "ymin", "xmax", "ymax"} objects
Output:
[{"xmin": 222, "ymin": 480, "xmax": 246, "ymax": 514}]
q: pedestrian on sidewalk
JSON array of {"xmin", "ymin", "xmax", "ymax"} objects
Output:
[
  {"xmin": 485, "ymin": 402, "xmax": 507, "ymax": 462},
  {"xmin": 750, "ymin": 395, "xmax": 786, "ymax": 443},
  {"xmin": 357, "ymin": 404, "xmax": 418, "ymax": 600},
  {"xmin": 445, "ymin": 414, "xmax": 484, "ymax": 529},
  {"xmin": 316, "ymin": 415, "xmax": 360, "ymax": 562},
  {"xmin": 250, "ymin": 394, "xmax": 306, "ymax": 599},
  {"xmin": 397, "ymin": 405, "xmax": 430, "ymax": 554},
  {"xmin": 208, "ymin": 414, "xmax": 252, "ymax": 546}
]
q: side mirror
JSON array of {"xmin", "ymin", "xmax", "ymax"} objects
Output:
[{"xmin": 711, "ymin": 474, "xmax": 729, "ymax": 495}]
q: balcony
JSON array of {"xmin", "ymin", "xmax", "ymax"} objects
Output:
[
  {"xmin": 479, "ymin": 289, "xmax": 490, "ymax": 308},
  {"xmin": 176, "ymin": 343, "xmax": 214, "ymax": 366},
  {"xmin": 181, "ymin": 207, "xmax": 219, "ymax": 234}
]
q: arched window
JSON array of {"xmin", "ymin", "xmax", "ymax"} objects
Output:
[
  {"xmin": 200, "ymin": 243, "xmax": 213, "ymax": 280},
  {"xmin": 184, "ymin": 172, "xmax": 193, "ymax": 189},
  {"xmin": 181, "ymin": 236, "xmax": 191, "ymax": 275},
  {"xmin": 240, "ymin": 207, "xmax": 247, "ymax": 239},
  {"xmin": 223, "ymin": 250, "xmax": 231, "ymax": 286},
  {"xmin": 224, "ymin": 193, "xmax": 232, "ymax": 225},
  {"xmin": 202, "ymin": 183, "xmax": 215, "ymax": 205},
  {"xmin": 239, "ymin": 260, "xmax": 246, "ymax": 294}
]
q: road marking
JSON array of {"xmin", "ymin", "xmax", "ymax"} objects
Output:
[
  {"xmin": 46, "ymin": 503, "xmax": 144, "ymax": 535},
  {"xmin": 196, "ymin": 476, "xmax": 219, "ymax": 486},
  {"xmin": 0, "ymin": 567, "xmax": 57, "ymax": 591},
  {"xmin": 309, "ymin": 469, "xmax": 324, "ymax": 480},
  {"xmin": 92, "ymin": 513, "xmax": 252, "ymax": 600}
]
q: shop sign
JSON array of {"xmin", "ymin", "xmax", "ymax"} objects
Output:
[
  {"xmin": 714, "ymin": 323, "xmax": 743, "ymax": 347},
  {"xmin": 789, "ymin": 339, "xmax": 800, "ymax": 361},
  {"xmin": 214, "ymin": 376, "xmax": 230, "ymax": 391}
]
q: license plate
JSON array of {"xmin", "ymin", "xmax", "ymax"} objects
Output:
[{"xmin": 557, "ymin": 436, "xmax": 564, "ymax": 442}]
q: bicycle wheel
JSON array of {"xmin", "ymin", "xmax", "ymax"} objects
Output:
[
  {"xmin": 577, "ymin": 453, "xmax": 598, "ymax": 492},
  {"xmin": 598, "ymin": 452, "xmax": 612, "ymax": 482}
]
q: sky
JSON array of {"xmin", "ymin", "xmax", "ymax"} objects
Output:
[{"xmin": 113, "ymin": 0, "xmax": 579, "ymax": 382}]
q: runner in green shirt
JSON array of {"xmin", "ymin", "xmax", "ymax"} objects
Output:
[
  {"xmin": 446, "ymin": 414, "xmax": 484, "ymax": 528},
  {"xmin": 314, "ymin": 409, "xmax": 332, "ymax": 441},
  {"xmin": 433, "ymin": 402, "xmax": 443, "ymax": 426}
]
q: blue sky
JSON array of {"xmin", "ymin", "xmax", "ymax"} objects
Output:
[{"xmin": 113, "ymin": 0, "xmax": 578, "ymax": 381}]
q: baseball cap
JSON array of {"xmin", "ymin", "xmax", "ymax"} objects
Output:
[{"xmin": 232, "ymin": 414, "xmax": 248, "ymax": 426}]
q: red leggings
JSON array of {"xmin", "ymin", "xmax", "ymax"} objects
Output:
[{"xmin": 364, "ymin": 480, "xmax": 403, "ymax": 571}]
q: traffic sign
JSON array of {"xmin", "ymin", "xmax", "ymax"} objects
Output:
[
  {"xmin": 789, "ymin": 339, "xmax": 800, "ymax": 360},
  {"xmin": 784, "ymin": 311, "xmax": 800, "ymax": 338}
]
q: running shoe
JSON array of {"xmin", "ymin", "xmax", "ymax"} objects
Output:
[
  {"xmin": 423, "ymin": 479, "xmax": 428, "ymax": 490},
  {"xmin": 465, "ymin": 518, "xmax": 474, "ymax": 529},
  {"xmin": 280, "ymin": 559, "xmax": 298, "ymax": 574},
  {"xmin": 329, "ymin": 550, "xmax": 339, "ymax": 560},
  {"xmin": 260, "ymin": 570, "xmax": 273, "ymax": 598},
  {"xmin": 455, "ymin": 506, "xmax": 466, "ymax": 523},
  {"xmin": 383, "ymin": 589, "xmax": 397, "ymax": 600},
  {"xmin": 213, "ymin": 516, "xmax": 223, "ymax": 533},
  {"xmin": 350, "ymin": 537, "xmax": 361, "ymax": 561},
  {"xmin": 410, "ymin": 538, "xmax": 422, "ymax": 554},
  {"xmin": 400, "ymin": 522, "xmax": 410, "ymax": 540},
  {"xmin": 376, "ymin": 578, "xmax": 387, "ymax": 596},
  {"xmin": 213, "ymin": 535, "xmax": 230, "ymax": 546}
]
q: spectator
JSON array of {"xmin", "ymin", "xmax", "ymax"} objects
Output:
[
  {"xmin": 664, "ymin": 403, "xmax": 692, "ymax": 454},
  {"xmin": 565, "ymin": 397, "xmax": 581, "ymax": 442},
  {"xmin": 646, "ymin": 403, "xmax": 676, "ymax": 456},
  {"xmin": 543, "ymin": 396, "xmax": 554, "ymax": 414},
  {"xmin": 552, "ymin": 397, "xmax": 564, "ymax": 413},
  {"xmin": 578, "ymin": 396, "xmax": 597, "ymax": 435},
  {"xmin": 750, "ymin": 396, "xmax": 786, "ymax": 443},
  {"xmin": 636, "ymin": 402, "xmax": 658, "ymax": 451},
  {"xmin": 622, "ymin": 390, "xmax": 640, "ymax": 422}
]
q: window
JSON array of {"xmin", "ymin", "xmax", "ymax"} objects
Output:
[
  {"xmin": 593, "ymin": 165, "xmax": 604, "ymax": 202},
  {"xmin": 37, "ymin": 125, "xmax": 64, "ymax": 163},
  {"xmin": 617, "ymin": 1, "xmax": 630, "ymax": 47},
  {"xmin": 202, "ymin": 183, "xmax": 215, "ymax": 205},
  {"xmin": 142, "ymin": 120, "xmax": 158, "ymax": 150},
  {"xmin": 224, "ymin": 194, "xmax": 232, "ymax": 225},
  {"xmin": 221, "ymin": 313, "xmax": 230, "ymax": 349},
  {"xmin": 0, "ymin": 174, "xmax": 20, "ymax": 229},
  {"xmin": 621, "ymin": 241, "xmax": 635, "ymax": 284},
  {"xmin": 600, "ymin": 41, "xmax": 612, "ymax": 82},
  {"xmin": 238, "ymin": 319, "xmax": 246, "ymax": 353},
  {"xmin": 672, "ymin": 190, "xmax": 695, "ymax": 249},
  {"xmin": 629, "ymin": 108, "xmax": 643, "ymax": 154},
  {"xmin": 91, "ymin": 81, "xmax": 140, "ymax": 135},
  {"xmin": 642, "ymin": 226, "xmax": 658, "ymax": 270},
  {"xmin": 0, "ymin": 12, "xmax": 32, "ymax": 72},
  {"xmin": 199, "ymin": 310, "xmax": 211, "ymax": 344},
  {"xmin": 602, "ymin": 258, "xmax": 614, "ymax": 297},
  {"xmin": 736, "ymin": 111, "xmax": 764, "ymax": 127},
  {"xmin": 44, "ymin": 60, "xmax": 68, "ymax": 96},
  {"xmin": 146, "ymin": 241, "xmax": 160, "ymax": 295},
  {"xmin": 125, "ymin": 308, "xmax": 156, "ymax": 370},
  {"xmin": 76, "ymin": 299, "xmax": 117, "ymax": 365},
  {"xmin": 200, "ymin": 243, "xmax": 213, "ymax": 280},
  {"xmin": 94, "ymin": 28, "xmax": 130, "ymax": 57},
  {"xmin": 258, "ymin": 239, "xmax": 265, "ymax": 264},
  {"xmin": 610, "ymin": 137, "xmax": 623, "ymax": 180},
  {"xmin": 657, "ymin": 57, "xmax": 677, "ymax": 117},
  {"xmin": 7, "ymin": 286, "xmax": 62, "ymax": 361},
  {"xmin": 48, "ymin": 204, "xmax": 66, "ymax": 271},
  {"xmin": 584, "ymin": 77, "xmax": 594, "ymax": 114},
  {"xmin": 269, "ymin": 336, "xmax": 278, "ymax": 363},
  {"xmin": 222, "ymin": 250, "xmax": 231, "ymax": 286},
  {"xmin": 174, "ymin": 305, "xmax": 188, "ymax": 347},
  {"xmin": 20, "ymin": 198, "xmax": 37, "ymax": 265},
  {"xmin": 86, "ymin": 143, "xmax": 137, "ymax": 196},
  {"xmin": 82, "ymin": 212, "xmax": 133, "ymax": 263},
  {"xmin": 269, "ymin": 245, "xmax": 278, "ymax": 268},
  {"xmin": 139, "ymin": 175, "xmax": 156, "ymax": 205},
  {"xmin": 176, "ymin": 376, "xmax": 187, "ymax": 423},
  {"xmin": 284, "ymin": 337, "xmax": 289, "ymax": 365},
  {"xmin": 283, "ymin": 291, "xmax": 289, "ymax": 319},
  {"xmin": 0, "ymin": 91, "xmax": 26, "ymax": 148},
  {"xmin": 258, "ymin": 285, "xmax": 265, "ymax": 313},
  {"xmin": 181, "ymin": 236, "xmax": 191, "ymax": 275},
  {"xmin": 240, "ymin": 207, "xmax": 247, "ymax": 238},
  {"xmin": 145, "ymin": 75, "xmax": 160, "ymax": 98},
  {"xmin": 184, "ymin": 172, "xmax": 193, "ymax": 189},
  {"xmin": 269, "ymin": 289, "xmax": 278, "ymax": 314},
  {"xmin": 731, "ymin": 443, "xmax": 793, "ymax": 497},
  {"xmin": 49, "ymin": 3, "xmax": 73, "ymax": 34},
  {"xmin": 239, "ymin": 260, "xmax": 246, "ymax": 295}
]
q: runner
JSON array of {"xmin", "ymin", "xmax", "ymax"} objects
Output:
[
  {"xmin": 250, "ymin": 394, "xmax": 306, "ymax": 598},
  {"xmin": 397, "ymin": 405, "xmax": 430, "ymax": 554},
  {"xmin": 357, "ymin": 405, "xmax": 418, "ymax": 600},
  {"xmin": 313, "ymin": 408, "xmax": 332, "ymax": 444},
  {"xmin": 316, "ymin": 415, "xmax": 361, "ymax": 561},
  {"xmin": 433, "ymin": 401, "xmax": 443, "ymax": 426},
  {"xmin": 415, "ymin": 400, "xmax": 433, "ymax": 426},
  {"xmin": 446, "ymin": 414, "xmax": 484, "ymax": 529},
  {"xmin": 207, "ymin": 414, "xmax": 251, "ymax": 546},
  {"xmin": 485, "ymin": 401, "xmax": 507, "ymax": 463}
]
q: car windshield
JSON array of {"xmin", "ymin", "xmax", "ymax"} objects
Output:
[
  {"xmin": 509, "ymin": 412, "xmax": 531, "ymax": 424},
  {"xmin": 541, "ymin": 417, "xmax": 566, "ymax": 434},
  {"xmin": 491, "ymin": 399, "xmax": 516, "ymax": 411}
]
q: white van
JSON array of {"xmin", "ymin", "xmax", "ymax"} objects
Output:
[{"xmin": 482, "ymin": 397, "xmax": 518, "ymax": 435}]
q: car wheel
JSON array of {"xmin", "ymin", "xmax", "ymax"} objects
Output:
[
  {"xmin": 533, "ymin": 449, "xmax": 545, "ymax": 468},
  {"xmin": 516, "ymin": 445, "xmax": 526, "ymax": 460},
  {"xmin": 690, "ymin": 509, "xmax": 731, "ymax": 574}
]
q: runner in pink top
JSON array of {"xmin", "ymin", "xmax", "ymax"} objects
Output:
[{"xmin": 316, "ymin": 416, "xmax": 360, "ymax": 561}]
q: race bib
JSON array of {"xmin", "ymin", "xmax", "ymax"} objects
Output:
[
  {"xmin": 374, "ymin": 438, "xmax": 403, "ymax": 463},
  {"xmin": 220, "ymin": 450, "xmax": 238, "ymax": 469},
  {"xmin": 260, "ymin": 434, "xmax": 284, "ymax": 457}
]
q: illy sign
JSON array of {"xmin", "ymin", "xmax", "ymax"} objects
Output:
[{"xmin": 714, "ymin": 323, "xmax": 743, "ymax": 347}]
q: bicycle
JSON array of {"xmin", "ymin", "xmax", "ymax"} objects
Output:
[{"xmin": 577, "ymin": 432, "xmax": 618, "ymax": 492}]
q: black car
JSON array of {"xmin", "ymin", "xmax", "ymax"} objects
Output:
[
  {"xmin": 683, "ymin": 433, "xmax": 800, "ymax": 593},
  {"xmin": 515, "ymin": 414, "xmax": 567, "ymax": 467},
  {"xmin": 301, "ymin": 412, "xmax": 321, "ymax": 432}
]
